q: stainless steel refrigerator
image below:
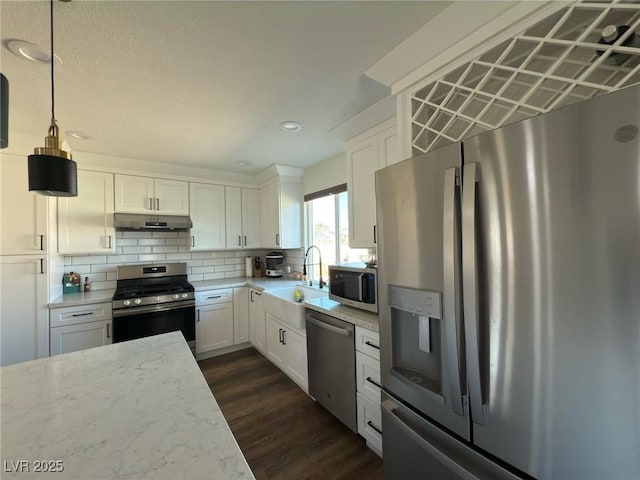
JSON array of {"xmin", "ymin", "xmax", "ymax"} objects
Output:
[{"xmin": 375, "ymin": 84, "xmax": 640, "ymax": 480}]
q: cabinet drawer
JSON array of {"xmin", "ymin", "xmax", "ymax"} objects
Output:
[
  {"xmin": 356, "ymin": 351, "xmax": 381, "ymax": 404},
  {"xmin": 197, "ymin": 288, "xmax": 232, "ymax": 306},
  {"xmin": 357, "ymin": 392, "xmax": 383, "ymax": 456},
  {"xmin": 355, "ymin": 326, "xmax": 380, "ymax": 360},
  {"xmin": 50, "ymin": 302, "xmax": 112, "ymax": 328}
]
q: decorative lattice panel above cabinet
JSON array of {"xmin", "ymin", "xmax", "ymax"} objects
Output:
[{"xmin": 411, "ymin": 1, "xmax": 640, "ymax": 155}]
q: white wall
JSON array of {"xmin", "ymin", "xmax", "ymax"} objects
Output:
[{"xmin": 302, "ymin": 153, "xmax": 346, "ymax": 196}]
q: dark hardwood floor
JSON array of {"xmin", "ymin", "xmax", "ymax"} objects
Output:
[{"xmin": 199, "ymin": 348, "xmax": 383, "ymax": 480}]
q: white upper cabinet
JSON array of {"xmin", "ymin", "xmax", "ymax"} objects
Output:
[
  {"xmin": 114, "ymin": 174, "xmax": 189, "ymax": 215},
  {"xmin": 346, "ymin": 118, "xmax": 398, "ymax": 248},
  {"xmin": 189, "ymin": 183, "xmax": 226, "ymax": 251},
  {"xmin": 58, "ymin": 170, "xmax": 116, "ymax": 254},
  {"xmin": 225, "ymin": 186, "xmax": 261, "ymax": 249},
  {"xmin": 260, "ymin": 178, "xmax": 302, "ymax": 249},
  {"xmin": 0, "ymin": 154, "xmax": 47, "ymax": 255}
]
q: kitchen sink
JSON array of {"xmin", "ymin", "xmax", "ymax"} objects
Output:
[{"xmin": 262, "ymin": 286, "xmax": 327, "ymax": 329}]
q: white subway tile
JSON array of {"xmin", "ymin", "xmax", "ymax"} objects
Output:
[
  {"xmin": 138, "ymin": 254, "xmax": 167, "ymax": 262},
  {"xmin": 203, "ymin": 259, "xmax": 225, "ymax": 266},
  {"xmin": 118, "ymin": 239, "xmax": 138, "ymax": 246},
  {"xmin": 224, "ymin": 258, "xmax": 244, "ymax": 265},
  {"xmin": 90, "ymin": 280, "xmax": 117, "ymax": 291},
  {"xmin": 191, "ymin": 252, "xmax": 214, "ymax": 260},
  {"xmin": 138, "ymin": 239, "xmax": 166, "ymax": 246},
  {"xmin": 90, "ymin": 264, "xmax": 117, "ymax": 274},
  {"xmin": 178, "ymin": 246, "xmax": 191, "ymax": 252},
  {"xmin": 191, "ymin": 266, "xmax": 214, "ymax": 274},
  {"xmin": 72, "ymin": 255, "xmax": 106, "ymax": 265},
  {"xmin": 152, "ymin": 231, "xmax": 179, "ymax": 238},
  {"xmin": 64, "ymin": 256, "xmax": 72, "ymax": 266},
  {"xmin": 215, "ymin": 265, "xmax": 236, "ymax": 272},
  {"xmin": 123, "ymin": 232, "xmax": 152, "ymax": 239},
  {"xmin": 165, "ymin": 238, "xmax": 186, "ymax": 246},
  {"xmin": 107, "ymin": 271, "xmax": 117, "ymax": 281},
  {"xmin": 225, "ymin": 272, "xmax": 244, "ymax": 279},
  {"xmin": 123, "ymin": 246, "xmax": 152, "ymax": 254},
  {"xmin": 107, "ymin": 254, "xmax": 139, "ymax": 264},
  {"xmin": 188, "ymin": 273, "xmax": 204, "ymax": 282},
  {"xmin": 153, "ymin": 246, "xmax": 180, "ymax": 254},
  {"xmin": 203, "ymin": 272, "xmax": 226, "ymax": 281},
  {"xmin": 86, "ymin": 273, "xmax": 107, "ymax": 282},
  {"xmin": 187, "ymin": 260, "xmax": 203, "ymax": 268},
  {"xmin": 234, "ymin": 251, "xmax": 248, "ymax": 257},
  {"xmin": 166, "ymin": 253, "xmax": 191, "ymax": 261}
]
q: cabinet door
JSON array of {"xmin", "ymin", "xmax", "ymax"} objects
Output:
[
  {"xmin": 0, "ymin": 153, "xmax": 47, "ymax": 255},
  {"xmin": 58, "ymin": 170, "xmax": 115, "ymax": 254},
  {"xmin": 114, "ymin": 174, "xmax": 155, "ymax": 213},
  {"xmin": 278, "ymin": 179, "xmax": 302, "ymax": 249},
  {"xmin": 347, "ymin": 136, "xmax": 380, "ymax": 248},
  {"xmin": 0, "ymin": 256, "xmax": 48, "ymax": 366},
  {"xmin": 50, "ymin": 320, "xmax": 112, "ymax": 356},
  {"xmin": 196, "ymin": 303, "xmax": 234, "ymax": 353},
  {"xmin": 233, "ymin": 287, "xmax": 249, "ymax": 344},
  {"xmin": 241, "ymin": 188, "xmax": 261, "ymax": 248},
  {"xmin": 265, "ymin": 315, "xmax": 287, "ymax": 368},
  {"xmin": 155, "ymin": 178, "xmax": 189, "ymax": 215},
  {"xmin": 249, "ymin": 289, "xmax": 265, "ymax": 353},
  {"xmin": 189, "ymin": 183, "xmax": 226, "ymax": 250},
  {"xmin": 379, "ymin": 124, "xmax": 400, "ymax": 167},
  {"xmin": 225, "ymin": 186, "xmax": 243, "ymax": 248},
  {"xmin": 285, "ymin": 329, "xmax": 308, "ymax": 391},
  {"xmin": 260, "ymin": 180, "xmax": 280, "ymax": 248}
]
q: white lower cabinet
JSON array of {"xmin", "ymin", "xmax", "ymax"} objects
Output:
[
  {"xmin": 50, "ymin": 320, "xmax": 112, "ymax": 356},
  {"xmin": 265, "ymin": 313, "xmax": 308, "ymax": 391},
  {"xmin": 196, "ymin": 302, "xmax": 234, "ymax": 353},
  {"xmin": 249, "ymin": 288, "xmax": 265, "ymax": 353},
  {"xmin": 0, "ymin": 256, "xmax": 48, "ymax": 366},
  {"xmin": 49, "ymin": 302, "xmax": 113, "ymax": 357},
  {"xmin": 355, "ymin": 326, "xmax": 382, "ymax": 457},
  {"xmin": 233, "ymin": 287, "xmax": 249, "ymax": 344}
]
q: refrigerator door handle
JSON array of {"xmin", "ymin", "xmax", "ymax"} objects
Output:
[
  {"xmin": 443, "ymin": 167, "xmax": 465, "ymax": 416},
  {"xmin": 382, "ymin": 398, "xmax": 477, "ymax": 480},
  {"xmin": 462, "ymin": 162, "xmax": 488, "ymax": 425}
]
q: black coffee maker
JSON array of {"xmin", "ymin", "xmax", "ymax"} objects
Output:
[{"xmin": 265, "ymin": 252, "xmax": 284, "ymax": 277}]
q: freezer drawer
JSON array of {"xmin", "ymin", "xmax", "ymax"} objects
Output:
[{"xmin": 381, "ymin": 392, "xmax": 520, "ymax": 480}]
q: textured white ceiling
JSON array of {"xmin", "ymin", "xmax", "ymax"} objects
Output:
[{"xmin": 0, "ymin": 0, "xmax": 451, "ymax": 174}]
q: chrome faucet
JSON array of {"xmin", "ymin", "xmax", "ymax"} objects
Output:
[{"xmin": 303, "ymin": 245, "xmax": 326, "ymax": 289}]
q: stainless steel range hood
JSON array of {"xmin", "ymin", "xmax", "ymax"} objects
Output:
[{"xmin": 114, "ymin": 213, "xmax": 192, "ymax": 231}]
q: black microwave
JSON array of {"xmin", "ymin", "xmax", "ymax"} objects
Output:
[{"xmin": 328, "ymin": 264, "xmax": 378, "ymax": 313}]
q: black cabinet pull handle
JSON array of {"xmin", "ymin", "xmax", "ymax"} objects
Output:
[
  {"xmin": 206, "ymin": 295, "xmax": 222, "ymax": 299},
  {"xmin": 373, "ymin": 225, "xmax": 377, "ymax": 244},
  {"xmin": 197, "ymin": 310, "xmax": 200, "ymax": 323},
  {"xmin": 367, "ymin": 420, "xmax": 382, "ymax": 435},
  {"xmin": 278, "ymin": 328, "xmax": 283, "ymax": 343},
  {"xmin": 282, "ymin": 330, "xmax": 286, "ymax": 345},
  {"xmin": 366, "ymin": 376, "xmax": 382, "ymax": 389},
  {"xmin": 71, "ymin": 312, "xmax": 94, "ymax": 317},
  {"xmin": 365, "ymin": 341, "xmax": 380, "ymax": 350},
  {"xmin": 39, "ymin": 234, "xmax": 45, "ymax": 250},
  {"xmin": 250, "ymin": 290, "xmax": 254, "ymax": 302},
  {"xmin": 276, "ymin": 233, "xmax": 280, "ymax": 246},
  {"xmin": 107, "ymin": 323, "xmax": 111, "ymax": 339}
]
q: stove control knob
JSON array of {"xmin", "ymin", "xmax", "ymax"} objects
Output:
[
  {"xmin": 155, "ymin": 296, "xmax": 161, "ymax": 302},
  {"xmin": 182, "ymin": 293, "xmax": 188, "ymax": 299},
  {"xmin": 134, "ymin": 298, "xmax": 142, "ymax": 305},
  {"xmin": 173, "ymin": 294, "xmax": 180, "ymax": 300},
  {"xmin": 123, "ymin": 300, "xmax": 131, "ymax": 306}
]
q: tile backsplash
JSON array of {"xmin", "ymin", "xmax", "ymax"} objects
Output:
[{"xmin": 63, "ymin": 231, "xmax": 304, "ymax": 291}]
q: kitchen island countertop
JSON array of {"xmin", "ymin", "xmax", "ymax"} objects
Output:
[{"xmin": 0, "ymin": 332, "xmax": 255, "ymax": 480}]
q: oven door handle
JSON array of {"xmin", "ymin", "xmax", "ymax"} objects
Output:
[{"xmin": 112, "ymin": 300, "xmax": 195, "ymax": 317}]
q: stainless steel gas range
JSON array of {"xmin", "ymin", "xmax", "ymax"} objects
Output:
[{"xmin": 112, "ymin": 263, "xmax": 195, "ymax": 351}]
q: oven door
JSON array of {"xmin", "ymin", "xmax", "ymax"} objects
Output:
[{"xmin": 112, "ymin": 301, "xmax": 195, "ymax": 349}]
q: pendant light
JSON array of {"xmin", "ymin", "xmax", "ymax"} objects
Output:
[{"xmin": 28, "ymin": 0, "xmax": 77, "ymax": 197}]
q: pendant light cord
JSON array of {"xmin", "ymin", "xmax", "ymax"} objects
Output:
[{"xmin": 50, "ymin": 0, "xmax": 55, "ymax": 121}]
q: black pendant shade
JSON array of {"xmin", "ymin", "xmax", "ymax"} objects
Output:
[
  {"xmin": 0, "ymin": 73, "xmax": 8, "ymax": 149},
  {"xmin": 28, "ymin": 153, "xmax": 77, "ymax": 196},
  {"xmin": 28, "ymin": 0, "xmax": 78, "ymax": 197}
]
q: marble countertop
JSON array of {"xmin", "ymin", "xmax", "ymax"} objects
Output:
[
  {"xmin": 48, "ymin": 289, "xmax": 116, "ymax": 308},
  {"xmin": 0, "ymin": 332, "xmax": 255, "ymax": 480},
  {"xmin": 303, "ymin": 297, "xmax": 379, "ymax": 332}
]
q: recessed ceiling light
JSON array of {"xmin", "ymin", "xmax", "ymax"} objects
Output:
[
  {"xmin": 6, "ymin": 40, "xmax": 62, "ymax": 64},
  {"xmin": 279, "ymin": 121, "xmax": 303, "ymax": 133},
  {"xmin": 65, "ymin": 131, "xmax": 91, "ymax": 140},
  {"xmin": 236, "ymin": 160, "xmax": 250, "ymax": 167}
]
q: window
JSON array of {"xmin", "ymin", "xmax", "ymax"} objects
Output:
[{"xmin": 305, "ymin": 185, "xmax": 367, "ymax": 283}]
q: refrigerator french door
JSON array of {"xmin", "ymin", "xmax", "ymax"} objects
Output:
[{"xmin": 376, "ymin": 84, "xmax": 640, "ymax": 480}]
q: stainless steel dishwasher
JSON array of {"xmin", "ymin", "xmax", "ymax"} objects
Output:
[{"xmin": 305, "ymin": 308, "xmax": 357, "ymax": 433}]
